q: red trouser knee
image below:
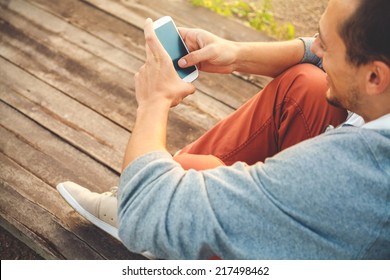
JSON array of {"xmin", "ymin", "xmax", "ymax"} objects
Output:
[{"xmin": 174, "ymin": 64, "xmax": 348, "ymax": 169}]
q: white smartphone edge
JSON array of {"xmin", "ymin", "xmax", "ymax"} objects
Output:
[{"xmin": 153, "ymin": 16, "xmax": 199, "ymax": 82}]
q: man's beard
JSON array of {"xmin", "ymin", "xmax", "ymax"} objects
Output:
[
  {"xmin": 325, "ymin": 86, "xmax": 360, "ymax": 111},
  {"xmin": 326, "ymin": 95, "xmax": 344, "ymax": 108}
]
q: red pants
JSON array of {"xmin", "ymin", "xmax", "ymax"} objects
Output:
[{"xmin": 174, "ymin": 64, "xmax": 347, "ymax": 170}]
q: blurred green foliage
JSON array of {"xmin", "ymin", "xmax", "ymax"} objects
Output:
[{"xmin": 190, "ymin": 0, "xmax": 296, "ymax": 40}]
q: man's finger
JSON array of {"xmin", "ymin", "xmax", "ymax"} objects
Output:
[
  {"xmin": 144, "ymin": 18, "xmax": 166, "ymax": 58},
  {"xmin": 144, "ymin": 42, "xmax": 153, "ymax": 60},
  {"xmin": 178, "ymin": 27, "xmax": 190, "ymax": 39},
  {"xmin": 178, "ymin": 47, "xmax": 211, "ymax": 68}
]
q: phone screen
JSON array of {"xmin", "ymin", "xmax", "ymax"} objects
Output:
[{"xmin": 154, "ymin": 21, "xmax": 197, "ymax": 79}]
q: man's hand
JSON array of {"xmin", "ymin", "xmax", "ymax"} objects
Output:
[
  {"xmin": 135, "ymin": 18, "xmax": 196, "ymax": 110},
  {"xmin": 178, "ymin": 28, "xmax": 239, "ymax": 74},
  {"xmin": 122, "ymin": 18, "xmax": 196, "ymax": 170}
]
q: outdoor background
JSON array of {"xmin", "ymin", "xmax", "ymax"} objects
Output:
[{"xmin": 266, "ymin": 0, "xmax": 326, "ymax": 36}]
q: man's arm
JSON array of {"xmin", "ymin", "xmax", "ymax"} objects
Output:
[
  {"xmin": 122, "ymin": 105, "xmax": 169, "ymax": 171},
  {"xmin": 233, "ymin": 40, "xmax": 305, "ymax": 77},
  {"xmin": 178, "ymin": 28, "xmax": 305, "ymax": 78}
]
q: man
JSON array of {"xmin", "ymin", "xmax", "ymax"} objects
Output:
[{"xmin": 57, "ymin": 0, "xmax": 389, "ymax": 259}]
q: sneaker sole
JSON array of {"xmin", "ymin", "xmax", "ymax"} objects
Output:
[
  {"xmin": 56, "ymin": 183, "xmax": 119, "ymax": 240},
  {"xmin": 56, "ymin": 183, "xmax": 156, "ymax": 260}
]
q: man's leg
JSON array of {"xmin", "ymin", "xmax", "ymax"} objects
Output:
[{"xmin": 176, "ymin": 64, "xmax": 348, "ymax": 166}]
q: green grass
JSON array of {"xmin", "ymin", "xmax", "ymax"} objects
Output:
[{"xmin": 190, "ymin": 0, "xmax": 295, "ymax": 40}]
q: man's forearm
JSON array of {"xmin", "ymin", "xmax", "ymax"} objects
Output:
[
  {"xmin": 122, "ymin": 105, "xmax": 170, "ymax": 171},
  {"xmin": 233, "ymin": 39, "xmax": 305, "ymax": 77}
]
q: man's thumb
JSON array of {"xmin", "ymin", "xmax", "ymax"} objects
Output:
[
  {"xmin": 178, "ymin": 49, "xmax": 208, "ymax": 68},
  {"xmin": 178, "ymin": 57, "xmax": 189, "ymax": 68}
]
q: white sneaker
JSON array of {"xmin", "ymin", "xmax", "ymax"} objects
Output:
[
  {"xmin": 56, "ymin": 181, "xmax": 156, "ymax": 259},
  {"xmin": 56, "ymin": 181, "xmax": 119, "ymax": 239}
]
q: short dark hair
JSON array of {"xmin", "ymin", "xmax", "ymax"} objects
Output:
[{"xmin": 339, "ymin": 0, "xmax": 390, "ymax": 66}]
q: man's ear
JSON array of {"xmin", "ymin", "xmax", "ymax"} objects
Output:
[{"xmin": 365, "ymin": 61, "xmax": 390, "ymax": 96}]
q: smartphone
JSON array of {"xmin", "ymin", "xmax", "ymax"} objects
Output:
[{"xmin": 153, "ymin": 16, "xmax": 198, "ymax": 82}]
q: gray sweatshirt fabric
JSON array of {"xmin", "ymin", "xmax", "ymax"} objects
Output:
[{"xmin": 118, "ymin": 126, "xmax": 390, "ymax": 259}]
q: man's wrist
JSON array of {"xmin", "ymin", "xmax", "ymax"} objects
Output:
[
  {"xmin": 233, "ymin": 42, "xmax": 252, "ymax": 72},
  {"xmin": 136, "ymin": 100, "xmax": 171, "ymax": 116},
  {"xmin": 229, "ymin": 41, "xmax": 241, "ymax": 72}
]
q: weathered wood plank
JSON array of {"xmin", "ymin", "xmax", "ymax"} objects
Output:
[
  {"xmin": 0, "ymin": 165, "xmax": 102, "ymax": 260},
  {"xmin": 0, "ymin": 58, "xmax": 128, "ymax": 153},
  {"xmin": 0, "ymin": 206, "xmax": 60, "ymax": 260},
  {"xmin": 0, "ymin": 153, "xmax": 145, "ymax": 259},
  {"xmin": 0, "ymin": 101, "xmax": 119, "ymax": 192},
  {"xmin": 0, "ymin": 5, "xmax": 140, "ymax": 129},
  {"xmin": 0, "ymin": 59, "xmax": 126, "ymax": 172}
]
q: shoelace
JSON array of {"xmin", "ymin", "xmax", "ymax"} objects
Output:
[{"xmin": 107, "ymin": 186, "xmax": 118, "ymax": 198}]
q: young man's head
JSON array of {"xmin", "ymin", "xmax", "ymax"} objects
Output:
[{"xmin": 311, "ymin": 0, "xmax": 390, "ymax": 122}]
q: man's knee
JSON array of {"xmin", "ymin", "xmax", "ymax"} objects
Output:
[{"xmin": 279, "ymin": 64, "xmax": 327, "ymax": 97}]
